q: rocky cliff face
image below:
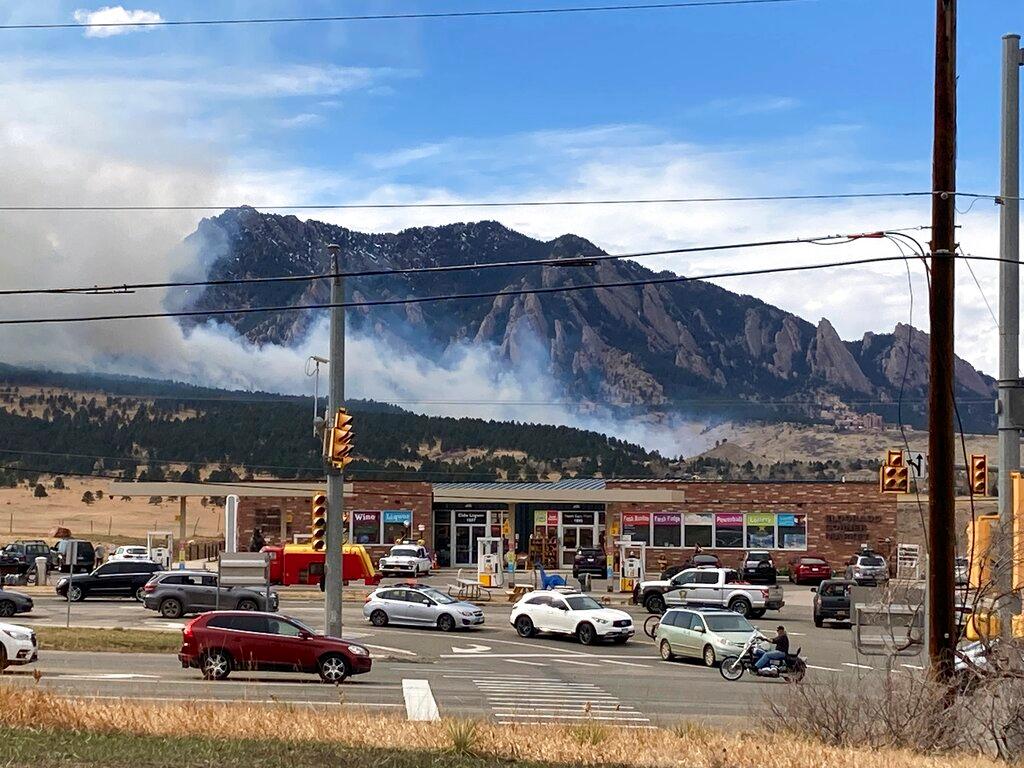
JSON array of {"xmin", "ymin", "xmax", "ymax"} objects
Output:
[{"xmin": 178, "ymin": 208, "xmax": 996, "ymax": 430}]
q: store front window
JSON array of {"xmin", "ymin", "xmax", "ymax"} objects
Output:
[
  {"xmin": 745, "ymin": 513, "xmax": 776, "ymax": 548},
  {"xmin": 684, "ymin": 513, "xmax": 714, "ymax": 547},
  {"xmin": 383, "ymin": 510, "xmax": 413, "ymax": 545},
  {"xmin": 714, "ymin": 513, "xmax": 744, "ymax": 548},
  {"xmin": 653, "ymin": 512, "xmax": 682, "ymax": 547},
  {"xmin": 777, "ymin": 513, "xmax": 807, "ymax": 549},
  {"xmin": 351, "ymin": 511, "xmax": 381, "ymax": 544},
  {"xmin": 622, "ymin": 512, "xmax": 651, "ymax": 545}
]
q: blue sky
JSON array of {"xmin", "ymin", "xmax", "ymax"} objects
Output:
[{"xmin": 0, "ymin": 1, "xmax": 1020, "ymax": 389}]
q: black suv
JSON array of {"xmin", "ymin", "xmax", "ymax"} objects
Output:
[
  {"xmin": 1, "ymin": 540, "xmax": 56, "ymax": 574},
  {"xmin": 572, "ymin": 547, "xmax": 607, "ymax": 578},
  {"xmin": 54, "ymin": 539, "xmax": 96, "ymax": 573},
  {"xmin": 56, "ymin": 560, "xmax": 162, "ymax": 601},
  {"xmin": 740, "ymin": 551, "xmax": 778, "ymax": 585}
]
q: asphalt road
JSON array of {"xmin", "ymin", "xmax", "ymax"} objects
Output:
[{"xmin": 1, "ymin": 584, "xmax": 927, "ymax": 723}]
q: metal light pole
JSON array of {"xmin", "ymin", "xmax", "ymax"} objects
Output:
[
  {"xmin": 998, "ymin": 33, "xmax": 1023, "ymax": 633},
  {"xmin": 324, "ymin": 243, "xmax": 346, "ymax": 638}
]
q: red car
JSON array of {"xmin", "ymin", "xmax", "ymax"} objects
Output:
[
  {"xmin": 788, "ymin": 555, "xmax": 833, "ymax": 585},
  {"xmin": 178, "ymin": 611, "xmax": 372, "ymax": 683}
]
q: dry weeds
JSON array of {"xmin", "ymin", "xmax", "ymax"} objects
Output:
[{"xmin": 0, "ymin": 683, "xmax": 1005, "ymax": 768}]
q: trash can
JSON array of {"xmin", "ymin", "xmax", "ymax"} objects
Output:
[
  {"xmin": 34, "ymin": 556, "xmax": 48, "ymax": 586},
  {"xmin": 578, "ymin": 573, "xmax": 592, "ymax": 592}
]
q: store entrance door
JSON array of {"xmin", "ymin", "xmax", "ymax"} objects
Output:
[
  {"xmin": 455, "ymin": 524, "xmax": 487, "ymax": 566},
  {"xmin": 561, "ymin": 525, "xmax": 595, "ymax": 567}
]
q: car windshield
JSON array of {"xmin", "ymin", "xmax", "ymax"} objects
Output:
[
  {"xmin": 391, "ymin": 547, "xmax": 420, "ymax": 557},
  {"xmin": 860, "ymin": 556, "xmax": 885, "ymax": 566},
  {"xmin": 801, "ymin": 558, "xmax": 828, "ymax": 565},
  {"xmin": 705, "ymin": 614, "xmax": 755, "ymax": 633},
  {"xmin": 420, "ymin": 587, "xmax": 456, "ymax": 604},
  {"xmin": 565, "ymin": 595, "xmax": 603, "ymax": 611}
]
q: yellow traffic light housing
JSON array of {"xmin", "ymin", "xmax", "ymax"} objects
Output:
[
  {"xmin": 310, "ymin": 492, "xmax": 327, "ymax": 552},
  {"xmin": 879, "ymin": 449, "xmax": 909, "ymax": 493},
  {"xmin": 970, "ymin": 453, "xmax": 989, "ymax": 497},
  {"xmin": 324, "ymin": 407, "xmax": 355, "ymax": 469}
]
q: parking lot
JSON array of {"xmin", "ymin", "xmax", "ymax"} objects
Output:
[{"xmin": 0, "ymin": 578, "xmax": 923, "ymax": 724}]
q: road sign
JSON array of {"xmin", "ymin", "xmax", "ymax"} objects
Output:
[{"xmin": 903, "ymin": 451, "xmax": 927, "ymax": 479}]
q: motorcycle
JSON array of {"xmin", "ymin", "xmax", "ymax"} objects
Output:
[{"xmin": 719, "ymin": 632, "xmax": 806, "ymax": 683}]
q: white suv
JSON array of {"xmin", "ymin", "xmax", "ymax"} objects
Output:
[
  {"xmin": 510, "ymin": 590, "xmax": 634, "ymax": 645},
  {"xmin": 0, "ymin": 621, "xmax": 37, "ymax": 670}
]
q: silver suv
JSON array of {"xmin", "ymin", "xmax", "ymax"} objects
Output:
[
  {"xmin": 141, "ymin": 570, "xmax": 278, "ymax": 618},
  {"xmin": 845, "ymin": 552, "xmax": 889, "ymax": 585}
]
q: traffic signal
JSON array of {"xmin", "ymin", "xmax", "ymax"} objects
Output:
[
  {"xmin": 970, "ymin": 454, "xmax": 989, "ymax": 497},
  {"xmin": 310, "ymin": 492, "xmax": 327, "ymax": 552},
  {"xmin": 879, "ymin": 449, "xmax": 910, "ymax": 493},
  {"xmin": 324, "ymin": 407, "xmax": 354, "ymax": 469}
]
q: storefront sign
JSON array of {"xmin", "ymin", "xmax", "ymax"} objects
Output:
[
  {"xmin": 534, "ymin": 510, "xmax": 547, "ymax": 526},
  {"xmin": 824, "ymin": 513, "xmax": 881, "ymax": 542},
  {"xmin": 746, "ymin": 513, "xmax": 774, "ymax": 527},
  {"xmin": 776, "ymin": 514, "xmax": 796, "ymax": 527},
  {"xmin": 562, "ymin": 512, "xmax": 594, "ymax": 526},
  {"xmin": 353, "ymin": 511, "xmax": 378, "ymax": 523},
  {"xmin": 383, "ymin": 510, "xmax": 412, "ymax": 525},
  {"xmin": 653, "ymin": 513, "xmax": 681, "ymax": 525},
  {"xmin": 455, "ymin": 511, "xmax": 487, "ymax": 525},
  {"xmin": 715, "ymin": 513, "xmax": 743, "ymax": 527},
  {"xmin": 622, "ymin": 512, "xmax": 651, "ymax": 526},
  {"xmin": 547, "ymin": 511, "xmax": 560, "ymax": 526}
]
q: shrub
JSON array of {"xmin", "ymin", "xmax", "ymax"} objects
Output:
[{"xmin": 33, "ymin": 483, "xmax": 47, "ymax": 498}]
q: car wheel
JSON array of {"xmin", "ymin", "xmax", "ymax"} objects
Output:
[
  {"xmin": 576, "ymin": 623, "xmax": 597, "ymax": 646},
  {"xmin": 200, "ymin": 650, "xmax": 232, "ymax": 680},
  {"xmin": 702, "ymin": 644, "xmax": 717, "ymax": 667},
  {"xmin": 318, "ymin": 654, "xmax": 349, "ymax": 684},
  {"xmin": 236, "ymin": 599, "xmax": 258, "ymax": 611},
  {"xmin": 814, "ymin": 614, "xmax": 824, "ymax": 628},
  {"xmin": 437, "ymin": 614, "xmax": 457, "ymax": 632},
  {"xmin": 728, "ymin": 597, "xmax": 752, "ymax": 618},
  {"xmin": 159, "ymin": 598, "xmax": 184, "ymax": 619},
  {"xmin": 514, "ymin": 615, "xmax": 537, "ymax": 638},
  {"xmin": 659, "ymin": 639, "xmax": 675, "ymax": 661},
  {"xmin": 370, "ymin": 609, "xmax": 389, "ymax": 627},
  {"xmin": 68, "ymin": 586, "xmax": 85, "ymax": 602},
  {"xmin": 134, "ymin": 587, "xmax": 146, "ymax": 602},
  {"xmin": 0, "ymin": 600, "xmax": 15, "ymax": 618},
  {"xmin": 644, "ymin": 593, "xmax": 666, "ymax": 614}
]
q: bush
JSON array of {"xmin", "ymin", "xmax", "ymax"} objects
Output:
[
  {"xmin": 148, "ymin": 496, "xmax": 163, "ymax": 505},
  {"xmin": 33, "ymin": 483, "xmax": 47, "ymax": 498},
  {"xmin": 81, "ymin": 491, "xmax": 94, "ymax": 505},
  {"xmin": 52, "ymin": 476, "xmax": 65, "ymax": 490}
]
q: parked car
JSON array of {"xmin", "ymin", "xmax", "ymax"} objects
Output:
[
  {"xmin": 788, "ymin": 555, "xmax": 832, "ymax": 585},
  {"xmin": 363, "ymin": 583, "xmax": 483, "ymax": 631},
  {"xmin": 656, "ymin": 607, "xmax": 756, "ymax": 667},
  {"xmin": 844, "ymin": 551, "xmax": 889, "ymax": 585},
  {"xmin": 2, "ymin": 540, "xmax": 56, "ymax": 570},
  {"xmin": 377, "ymin": 544, "xmax": 432, "ymax": 578},
  {"xmin": 0, "ymin": 587, "xmax": 33, "ymax": 617},
  {"xmin": 109, "ymin": 545, "xmax": 151, "ymax": 562},
  {"xmin": 510, "ymin": 590, "xmax": 634, "ymax": 645},
  {"xmin": 660, "ymin": 554, "xmax": 721, "ymax": 580},
  {"xmin": 56, "ymin": 560, "xmax": 162, "ymax": 601},
  {"xmin": 634, "ymin": 567, "xmax": 785, "ymax": 618},
  {"xmin": 178, "ymin": 611, "xmax": 372, "ymax": 683},
  {"xmin": 53, "ymin": 539, "xmax": 96, "ymax": 573},
  {"xmin": 0, "ymin": 621, "xmax": 37, "ymax": 670},
  {"xmin": 572, "ymin": 547, "xmax": 607, "ymax": 578},
  {"xmin": 142, "ymin": 570, "xmax": 277, "ymax": 618},
  {"xmin": 740, "ymin": 551, "xmax": 778, "ymax": 585},
  {"xmin": 812, "ymin": 578, "xmax": 855, "ymax": 627}
]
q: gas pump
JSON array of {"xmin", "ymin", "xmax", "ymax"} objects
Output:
[
  {"xmin": 616, "ymin": 538, "xmax": 646, "ymax": 593},
  {"xmin": 477, "ymin": 537, "xmax": 505, "ymax": 588},
  {"xmin": 147, "ymin": 531, "xmax": 174, "ymax": 570}
]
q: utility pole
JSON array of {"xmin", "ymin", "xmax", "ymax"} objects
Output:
[
  {"xmin": 324, "ymin": 243, "xmax": 345, "ymax": 637},
  {"xmin": 998, "ymin": 33, "xmax": 1023, "ymax": 634},
  {"xmin": 927, "ymin": 0, "xmax": 957, "ymax": 681}
]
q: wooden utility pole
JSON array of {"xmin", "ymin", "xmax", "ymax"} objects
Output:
[{"xmin": 928, "ymin": 0, "xmax": 957, "ymax": 681}]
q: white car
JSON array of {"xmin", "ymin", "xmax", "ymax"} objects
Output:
[
  {"xmin": 0, "ymin": 621, "xmax": 37, "ymax": 670},
  {"xmin": 109, "ymin": 546, "xmax": 150, "ymax": 562},
  {"xmin": 378, "ymin": 544, "xmax": 432, "ymax": 577},
  {"xmin": 510, "ymin": 590, "xmax": 635, "ymax": 645}
]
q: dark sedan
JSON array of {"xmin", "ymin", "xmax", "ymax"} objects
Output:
[{"xmin": 0, "ymin": 587, "xmax": 33, "ymax": 617}]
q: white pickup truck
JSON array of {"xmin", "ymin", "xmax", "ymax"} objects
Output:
[{"xmin": 633, "ymin": 567, "xmax": 785, "ymax": 619}]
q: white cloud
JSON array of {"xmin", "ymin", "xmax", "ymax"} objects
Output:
[
  {"xmin": 73, "ymin": 6, "xmax": 162, "ymax": 37},
  {"xmin": 273, "ymin": 113, "xmax": 324, "ymax": 129}
]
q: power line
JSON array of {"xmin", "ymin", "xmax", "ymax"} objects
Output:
[
  {"xmin": 0, "ymin": 233, "xmax": 860, "ymax": 297},
  {"xmin": 0, "ymin": 1, "xmax": 814, "ymax": 32},
  {"xmin": 0, "ymin": 253, "xmax": 913, "ymax": 326},
  {"xmin": 0, "ymin": 191, "xmax": 933, "ymax": 212}
]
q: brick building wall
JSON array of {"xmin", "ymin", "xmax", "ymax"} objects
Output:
[
  {"xmin": 236, "ymin": 481, "xmax": 433, "ymax": 562},
  {"xmin": 604, "ymin": 481, "xmax": 898, "ymax": 574}
]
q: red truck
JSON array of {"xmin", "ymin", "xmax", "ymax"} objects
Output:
[{"xmin": 262, "ymin": 544, "xmax": 380, "ymax": 588}]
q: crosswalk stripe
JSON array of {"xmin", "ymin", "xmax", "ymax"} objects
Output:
[
  {"xmin": 842, "ymin": 663, "xmax": 874, "ymax": 670},
  {"xmin": 603, "ymin": 659, "xmax": 649, "ymax": 668},
  {"xmin": 541, "ymin": 659, "xmax": 601, "ymax": 668},
  {"xmin": 506, "ymin": 659, "xmax": 546, "ymax": 667}
]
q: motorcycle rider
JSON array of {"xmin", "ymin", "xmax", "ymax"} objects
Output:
[{"xmin": 754, "ymin": 625, "xmax": 790, "ymax": 675}]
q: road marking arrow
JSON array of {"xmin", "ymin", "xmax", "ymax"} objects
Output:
[{"xmin": 451, "ymin": 643, "xmax": 492, "ymax": 654}]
